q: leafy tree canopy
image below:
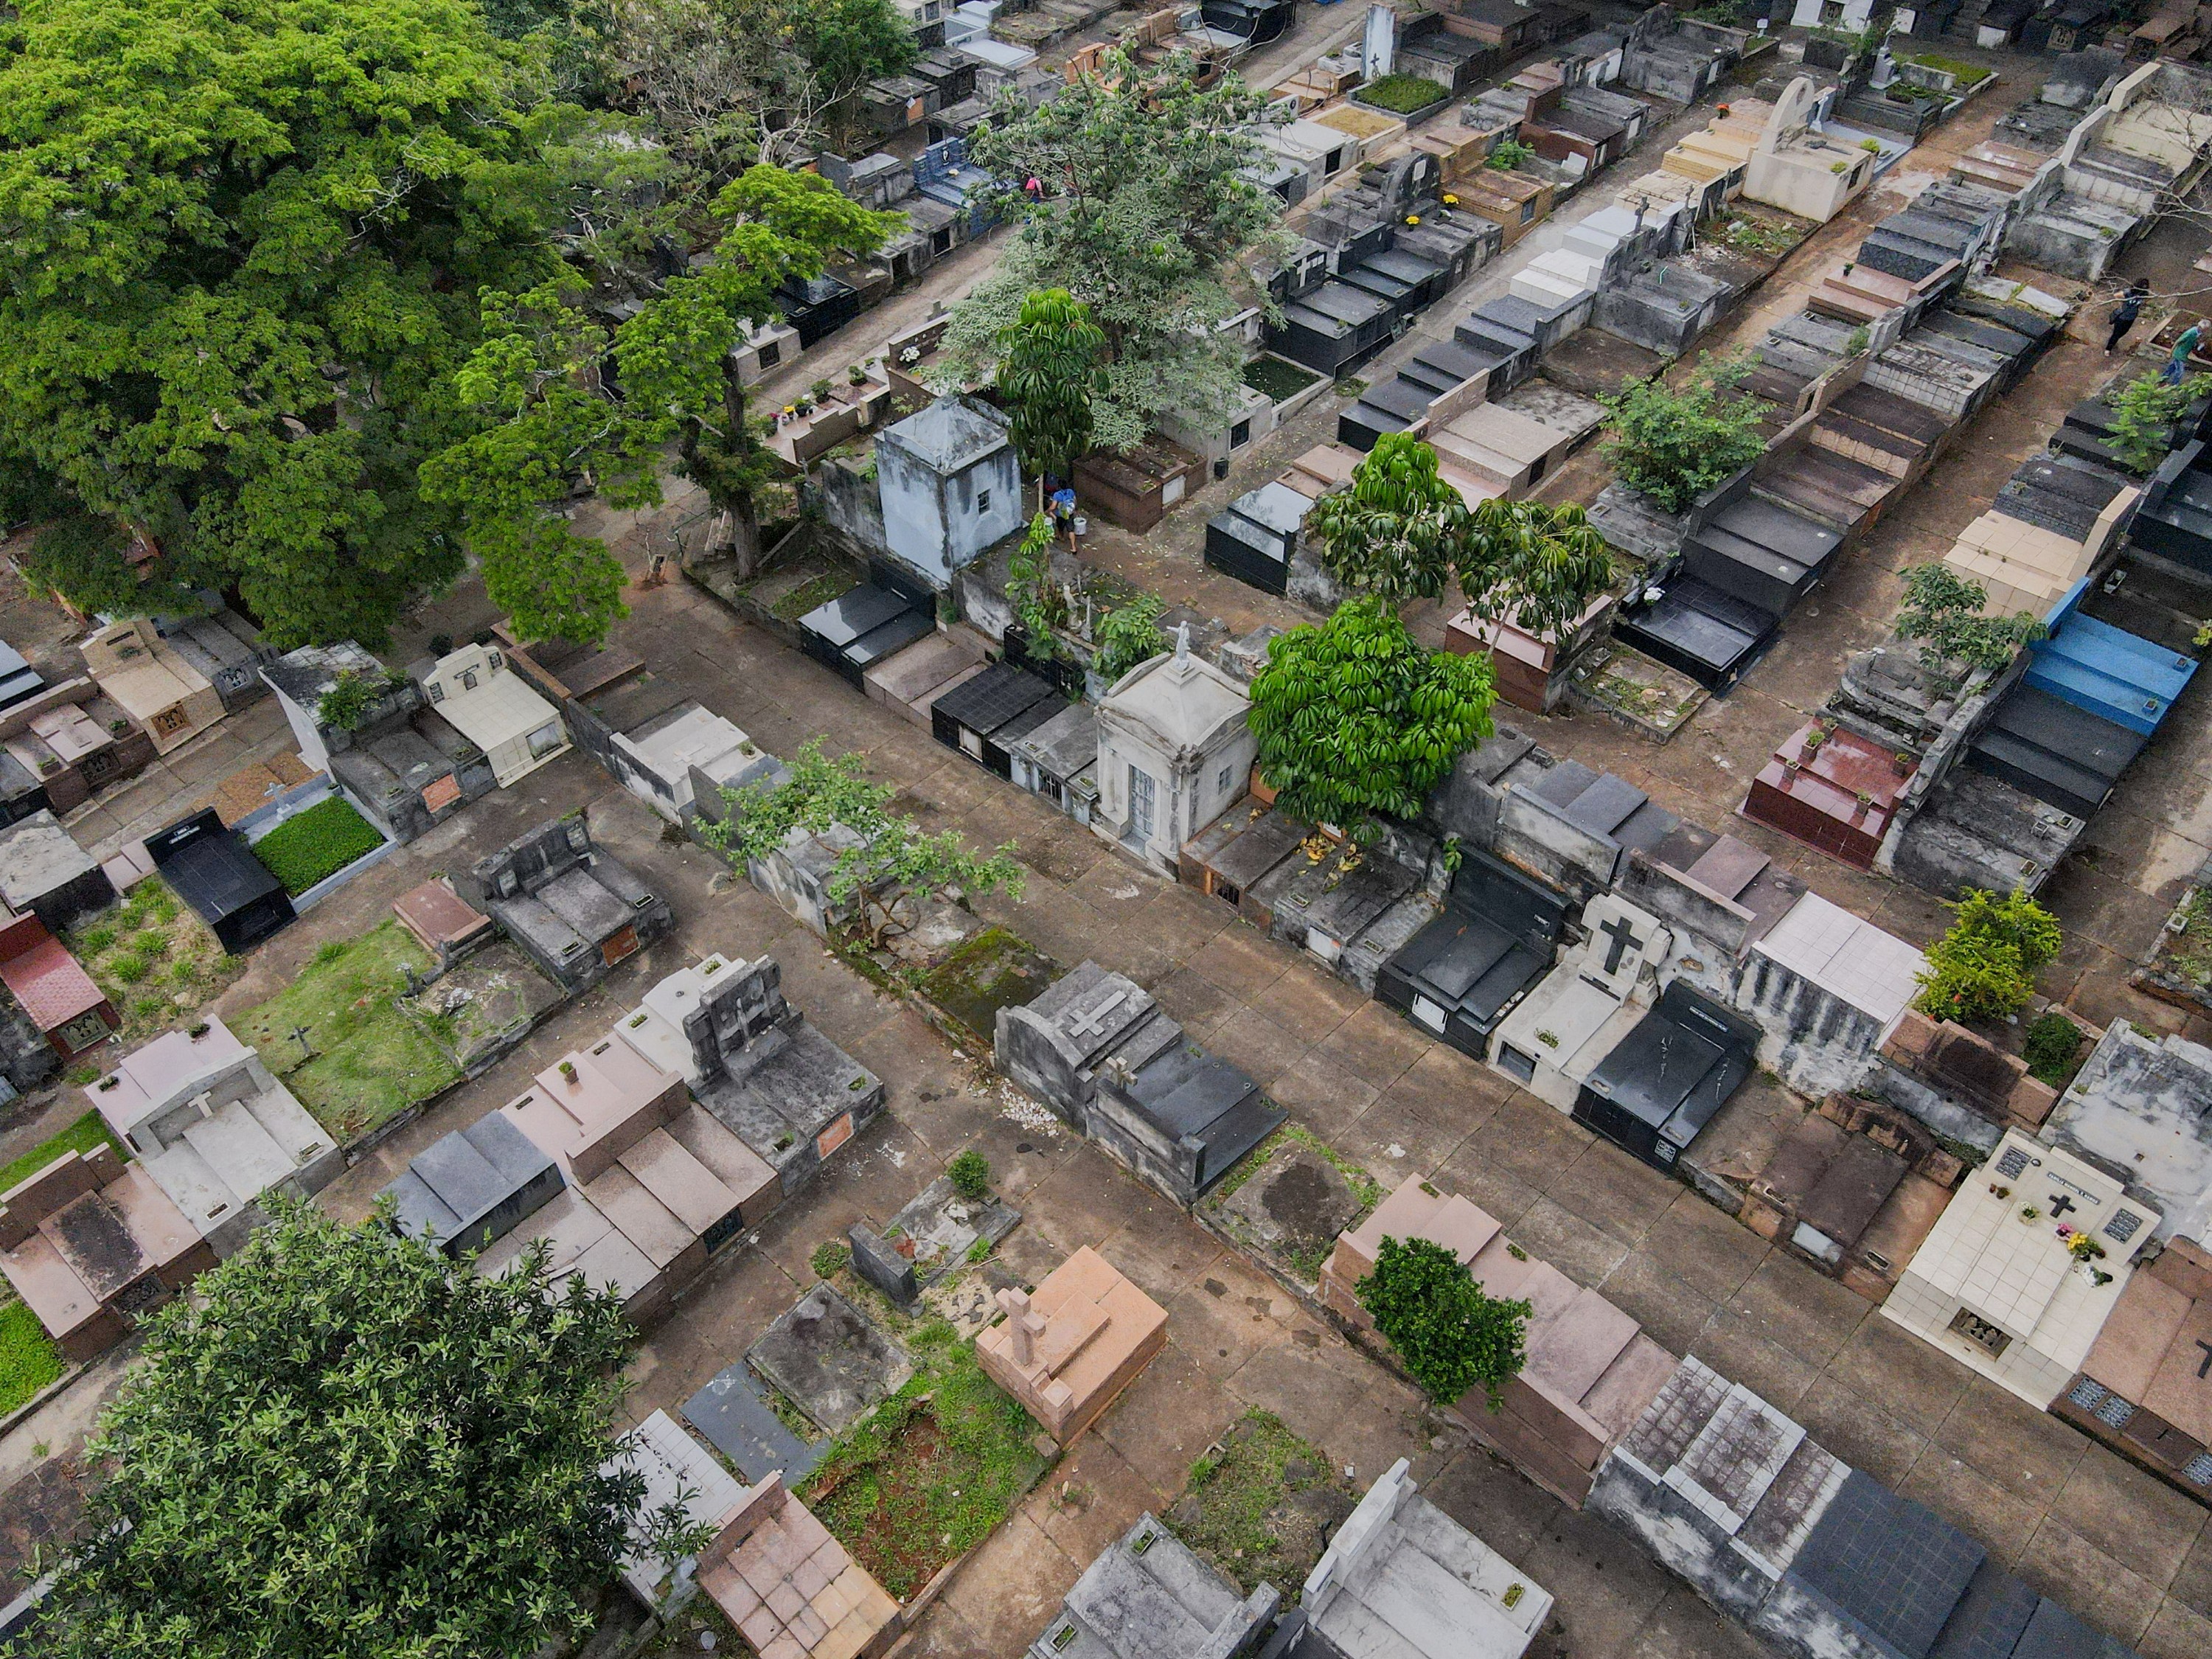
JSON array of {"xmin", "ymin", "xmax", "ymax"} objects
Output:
[
  {"xmin": 936, "ymin": 51, "xmax": 1284, "ymax": 452},
  {"xmin": 700, "ymin": 740, "xmax": 1025, "ymax": 945},
  {"xmin": 1248, "ymin": 597, "xmax": 1497, "ymax": 830},
  {"xmin": 1094, "ymin": 594, "xmax": 1169, "ymax": 684},
  {"xmin": 1600, "ymin": 353, "xmax": 1773, "ymax": 514},
  {"xmin": 1460, "ymin": 498, "xmax": 1614, "ymax": 644},
  {"xmin": 1893, "ymin": 564, "xmax": 2045, "ymax": 689},
  {"xmin": 0, "ymin": 0, "xmax": 653, "ymax": 648},
  {"xmin": 21, "ymin": 1200, "xmax": 661, "ymax": 1659},
  {"xmin": 998, "ymin": 288, "xmax": 1108, "ymax": 481},
  {"xmin": 1357, "ymin": 1234, "xmax": 1531, "ymax": 1408},
  {"xmin": 2107, "ymin": 372, "xmax": 2209, "ymax": 474},
  {"xmin": 424, "ymin": 167, "xmax": 899, "ymax": 641}
]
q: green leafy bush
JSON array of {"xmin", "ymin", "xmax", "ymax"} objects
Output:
[
  {"xmin": 1600, "ymin": 354, "xmax": 1773, "ymax": 512},
  {"xmin": 1915, "ymin": 888, "xmax": 2062, "ymax": 1026},
  {"xmin": 1489, "ymin": 136, "xmax": 1534, "ymax": 171},
  {"xmin": 1093, "ymin": 594, "xmax": 1168, "ymax": 685},
  {"xmin": 1355, "ymin": 74, "xmax": 1449, "ymax": 114},
  {"xmin": 314, "ymin": 667, "xmax": 402, "ymax": 731},
  {"xmin": 1355, "ymin": 1234, "xmax": 1530, "ymax": 1408},
  {"xmin": 2023, "ymin": 1012, "xmax": 2087, "ymax": 1088},
  {"xmin": 249, "ymin": 797, "xmax": 385, "ymax": 895},
  {"xmin": 1894, "ymin": 565, "xmax": 2046, "ymax": 690},
  {"xmin": 810, "ymin": 1239, "xmax": 851, "ymax": 1279},
  {"xmin": 947, "ymin": 1149, "xmax": 991, "ymax": 1202},
  {"xmin": 0, "ymin": 1300, "xmax": 64, "ymax": 1414},
  {"xmin": 2108, "ymin": 374, "xmax": 2210, "ymax": 473}
]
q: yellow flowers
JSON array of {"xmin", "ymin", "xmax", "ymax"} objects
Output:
[{"xmin": 1405, "ymin": 214, "xmax": 1421, "ymax": 226}]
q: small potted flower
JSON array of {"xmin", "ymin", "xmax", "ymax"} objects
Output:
[{"xmin": 849, "ymin": 364, "xmax": 869, "ymax": 387}]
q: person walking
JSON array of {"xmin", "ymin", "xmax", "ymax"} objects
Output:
[
  {"xmin": 2107, "ymin": 278, "xmax": 2149, "ymax": 353},
  {"xmin": 2162, "ymin": 319, "xmax": 2202, "ymax": 386}
]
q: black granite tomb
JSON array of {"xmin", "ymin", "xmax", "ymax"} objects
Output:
[
  {"xmin": 930, "ymin": 662, "xmax": 1066, "ymax": 779},
  {"xmin": 1377, "ymin": 851, "xmax": 1568, "ymax": 1060},
  {"xmin": 1573, "ymin": 979, "xmax": 1758, "ymax": 1171},
  {"xmin": 1612, "ymin": 574, "xmax": 1778, "ymax": 692},
  {"xmin": 1964, "ymin": 682, "xmax": 2144, "ymax": 821},
  {"xmin": 384, "ymin": 1112, "xmax": 563, "ymax": 1257},
  {"xmin": 797, "ymin": 582, "xmax": 936, "ymax": 691},
  {"xmin": 683, "ymin": 1360, "xmax": 825, "ymax": 1484},
  {"xmin": 1783, "ymin": 1472, "xmax": 1986, "ymax": 1659},
  {"xmin": 143, "ymin": 807, "xmax": 296, "ymax": 954}
]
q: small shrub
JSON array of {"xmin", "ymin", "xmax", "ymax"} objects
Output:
[
  {"xmin": 316, "ymin": 667, "xmax": 401, "ymax": 731},
  {"xmin": 947, "ymin": 1149, "xmax": 992, "ymax": 1202},
  {"xmin": 2108, "ymin": 373, "xmax": 2211, "ymax": 473},
  {"xmin": 1489, "ymin": 136, "xmax": 1534, "ymax": 171},
  {"xmin": 1600, "ymin": 353, "xmax": 1773, "ymax": 514},
  {"xmin": 317, "ymin": 939, "xmax": 349, "ymax": 964},
  {"xmin": 77, "ymin": 925, "xmax": 114, "ymax": 955},
  {"xmin": 1093, "ymin": 594, "xmax": 1169, "ymax": 685},
  {"xmin": 110, "ymin": 955, "xmax": 147, "ymax": 985},
  {"xmin": 810, "ymin": 1239, "xmax": 851, "ymax": 1279},
  {"xmin": 1356, "ymin": 1234, "xmax": 1530, "ymax": 1408},
  {"xmin": 1916, "ymin": 888, "xmax": 2062, "ymax": 1026},
  {"xmin": 2023, "ymin": 1012, "xmax": 2087, "ymax": 1088}
]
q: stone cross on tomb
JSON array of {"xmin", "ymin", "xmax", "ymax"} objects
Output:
[
  {"xmin": 2047, "ymin": 1193, "xmax": 2077, "ymax": 1217},
  {"xmin": 1600, "ymin": 912, "xmax": 1645, "ymax": 976},
  {"xmin": 997, "ymin": 1287, "xmax": 1049, "ymax": 1366},
  {"xmin": 2195, "ymin": 1339, "xmax": 2211, "ymax": 1381},
  {"xmin": 1068, "ymin": 990, "xmax": 1128, "ymax": 1040}
]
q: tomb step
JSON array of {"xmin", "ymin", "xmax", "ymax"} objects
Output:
[
  {"xmin": 2023, "ymin": 652, "xmax": 2177, "ymax": 737},
  {"xmin": 2045, "ymin": 612, "xmax": 2197, "ymax": 698},
  {"xmin": 1965, "ymin": 728, "xmax": 2123, "ymax": 821},
  {"xmin": 1829, "ymin": 383, "xmax": 1952, "ymax": 447},
  {"xmin": 1711, "ymin": 495, "xmax": 1844, "ymax": 560}
]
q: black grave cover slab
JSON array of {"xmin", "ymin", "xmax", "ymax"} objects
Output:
[
  {"xmin": 1614, "ymin": 574, "xmax": 1778, "ymax": 692},
  {"xmin": 1786, "ymin": 1471, "xmax": 1986, "ymax": 1659},
  {"xmin": 385, "ymin": 1113, "xmax": 563, "ymax": 1258},
  {"xmin": 684, "ymin": 1360, "xmax": 825, "ymax": 1484},
  {"xmin": 1377, "ymin": 852, "xmax": 1568, "ymax": 1059},
  {"xmin": 1927, "ymin": 1561, "xmax": 2041, "ymax": 1659},
  {"xmin": 931, "ymin": 663, "xmax": 1058, "ymax": 766},
  {"xmin": 0, "ymin": 641, "xmax": 43, "ymax": 713},
  {"xmin": 2008, "ymin": 1596, "xmax": 2133, "ymax": 1659},
  {"xmin": 798, "ymin": 582, "xmax": 935, "ymax": 690},
  {"xmin": 1965, "ymin": 683, "xmax": 2143, "ymax": 821},
  {"xmin": 1573, "ymin": 979, "xmax": 1757, "ymax": 1170},
  {"xmin": 1121, "ymin": 1041, "xmax": 1284, "ymax": 1197},
  {"xmin": 142, "ymin": 807, "xmax": 296, "ymax": 953}
]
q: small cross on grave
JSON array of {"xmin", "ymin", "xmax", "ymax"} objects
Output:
[
  {"xmin": 1600, "ymin": 913, "xmax": 1645, "ymax": 977},
  {"xmin": 1067, "ymin": 990, "xmax": 1128, "ymax": 1040},
  {"xmin": 2048, "ymin": 1194, "xmax": 2077, "ymax": 1217},
  {"xmin": 2194, "ymin": 1339, "xmax": 2211, "ymax": 1381},
  {"xmin": 289, "ymin": 1024, "xmax": 313, "ymax": 1065}
]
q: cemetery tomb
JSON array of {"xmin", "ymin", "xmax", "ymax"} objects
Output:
[
  {"xmin": 863, "ymin": 624, "xmax": 987, "ymax": 728},
  {"xmin": 1491, "ymin": 895, "xmax": 1674, "ymax": 1113},
  {"xmin": 1994, "ymin": 455, "xmax": 2132, "ymax": 546},
  {"xmin": 1203, "ymin": 479, "xmax": 1312, "ymax": 595},
  {"xmin": 1377, "ymin": 850, "xmax": 1568, "ymax": 1060},
  {"xmin": 0, "ymin": 641, "xmax": 42, "ymax": 715},
  {"xmin": 1594, "ymin": 260, "xmax": 1733, "ymax": 358},
  {"xmin": 1495, "ymin": 759, "xmax": 1680, "ymax": 901},
  {"xmin": 1883, "ymin": 1128, "xmax": 2156, "ymax": 1409},
  {"xmin": 142, "ymin": 808, "xmax": 294, "ymax": 954},
  {"xmin": 684, "ymin": 1358, "xmax": 825, "ymax": 1485},
  {"xmin": 1445, "ymin": 588, "xmax": 1615, "ymax": 714},
  {"xmin": 460, "ymin": 815, "xmax": 674, "ymax": 991},
  {"xmin": 1745, "ymin": 1103, "xmax": 1955, "ymax": 1295},
  {"xmin": 929, "ymin": 661, "xmax": 1067, "ymax": 779},
  {"xmin": 1301, "ymin": 1460, "xmax": 1556, "ymax": 1659},
  {"xmin": 2023, "ymin": 578, "xmax": 2197, "ymax": 738},
  {"xmin": 1571, "ymin": 978, "xmax": 1759, "ymax": 1172},
  {"xmin": 1428, "ymin": 401, "xmax": 1577, "ymax": 501},
  {"xmin": 995, "ymin": 960, "xmax": 1282, "ymax": 1205},
  {"xmin": 1323, "ymin": 1176, "xmax": 1676, "ymax": 1505},
  {"xmin": 2131, "ymin": 438, "xmax": 2212, "ymax": 580},
  {"xmin": 2043, "ymin": 1020, "xmax": 2212, "ymax": 1245},
  {"xmin": 1268, "ymin": 280, "xmax": 1396, "ymax": 376},
  {"xmin": 1742, "ymin": 723, "xmax": 1917, "ymax": 871},
  {"xmin": 1752, "ymin": 442, "xmax": 1897, "ymax": 535},
  {"xmin": 1738, "ymin": 890, "xmax": 1924, "ymax": 1095},
  {"xmin": 94, "ymin": 1018, "xmax": 343, "ymax": 1256},
  {"xmin": 1179, "ymin": 802, "xmax": 1308, "ymax": 921},
  {"xmin": 1071, "ymin": 437, "xmax": 1200, "ymax": 532},
  {"xmin": 1268, "ymin": 832, "xmax": 1429, "ymax": 973},
  {"xmin": 385, "ymin": 1113, "xmax": 565, "ymax": 1259},
  {"xmin": 1961, "ymin": 681, "xmax": 2143, "ymax": 822},
  {"xmin": 411, "ymin": 642, "xmax": 568, "ymax": 788},
  {"xmin": 1093, "ymin": 627, "xmax": 1256, "ymax": 875},
  {"xmin": 609, "ymin": 701, "xmax": 778, "ymax": 824},
  {"xmin": 0, "ymin": 909, "xmax": 115, "ymax": 1061},
  {"xmin": 849, "ymin": 1172, "xmax": 1021, "ymax": 1306},
  {"xmin": 773, "ymin": 271, "xmax": 860, "ymax": 347},
  {"xmin": 605, "ymin": 1410, "xmax": 748, "ymax": 1607},
  {"xmin": 747, "ymin": 1283, "xmax": 913, "ymax": 1434},
  {"xmin": 0, "ymin": 1144, "xmax": 210, "ymax": 1362},
  {"xmin": 693, "ymin": 1472, "xmax": 900, "ymax": 1659},
  {"xmin": 1007, "ymin": 700, "xmax": 1099, "ymax": 822},
  {"xmin": 2052, "ymin": 1235, "xmax": 2212, "ymax": 1504},
  {"xmin": 392, "ymin": 877, "xmax": 494, "ymax": 963},
  {"xmin": 975, "ymin": 1245, "xmax": 1166, "ymax": 1446},
  {"xmin": 1680, "ymin": 495, "xmax": 1844, "ymax": 623},
  {"xmin": 1612, "ymin": 571, "xmax": 1781, "ymax": 692},
  {"xmin": 1941, "ymin": 509, "xmax": 2101, "ymax": 620},
  {"xmin": 626, "ymin": 953, "xmax": 885, "ymax": 1197},
  {"xmin": 1027, "ymin": 1514, "xmax": 1278, "ymax": 1659},
  {"xmin": 503, "ymin": 1032, "xmax": 771, "ymax": 1249},
  {"xmin": 797, "ymin": 582, "xmax": 937, "ymax": 692},
  {"xmin": 79, "ymin": 619, "xmax": 225, "ymax": 757}
]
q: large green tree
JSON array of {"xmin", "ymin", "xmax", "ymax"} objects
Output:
[
  {"xmin": 1599, "ymin": 354, "xmax": 1773, "ymax": 515},
  {"xmin": 21, "ymin": 1200, "xmax": 672, "ymax": 1659},
  {"xmin": 0, "ymin": 0, "xmax": 648, "ymax": 647},
  {"xmin": 1248, "ymin": 597, "xmax": 1498, "ymax": 830},
  {"xmin": 1308, "ymin": 434, "xmax": 1473, "ymax": 604},
  {"xmin": 425, "ymin": 166, "xmax": 899, "ymax": 641},
  {"xmin": 937, "ymin": 50, "xmax": 1284, "ymax": 451},
  {"xmin": 997, "ymin": 288, "xmax": 1108, "ymax": 484}
]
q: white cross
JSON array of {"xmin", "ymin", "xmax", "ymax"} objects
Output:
[{"xmin": 1067, "ymin": 990, "xmax": 1128, "ymax": 1040}]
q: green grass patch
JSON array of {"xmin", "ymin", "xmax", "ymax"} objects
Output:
[
  {"xmin": 1905, "ymin": 52, "xmax": 1990, "ymax": 87},
  {"xmin": 0, "ymin": 1300, "xmax": 64, "ymax": 1414},
  {"xmin": 66, "ymin": 877, "xmax": 242, "ymax": 1046},
  {"xmin": 248, "ymin": 796, "xmax": 385, "ymax": 896},
  {"xmin": 799, "ymin": 1321, "xmax": 1050, "ymax": 1600},
  {"xmin": 233, "ymin": 921, "xmax": 461, "ymax": 1142},
  {"xmin": 770, "ymin": 571, "xmax": 855, "ymax": 622},
  {"xmin": 0, "ymin": 1110, "xmax": 128, "ymax": 1196},
  {"xmin": 1166, "ymin": 1410, "xmax": 1355, "ymax": 1598},
  {"xmin": 1354, "ymin": 74, "xmax": 1449, "ymax": 114},
  {"xmin": 1245, "ymin": 355, "xmax": 1323, "ymax": 404}
]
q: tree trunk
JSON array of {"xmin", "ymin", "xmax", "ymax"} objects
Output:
[{"xmin": 679, "ymin": 356, "xmax": 765, "ymax": 577}]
